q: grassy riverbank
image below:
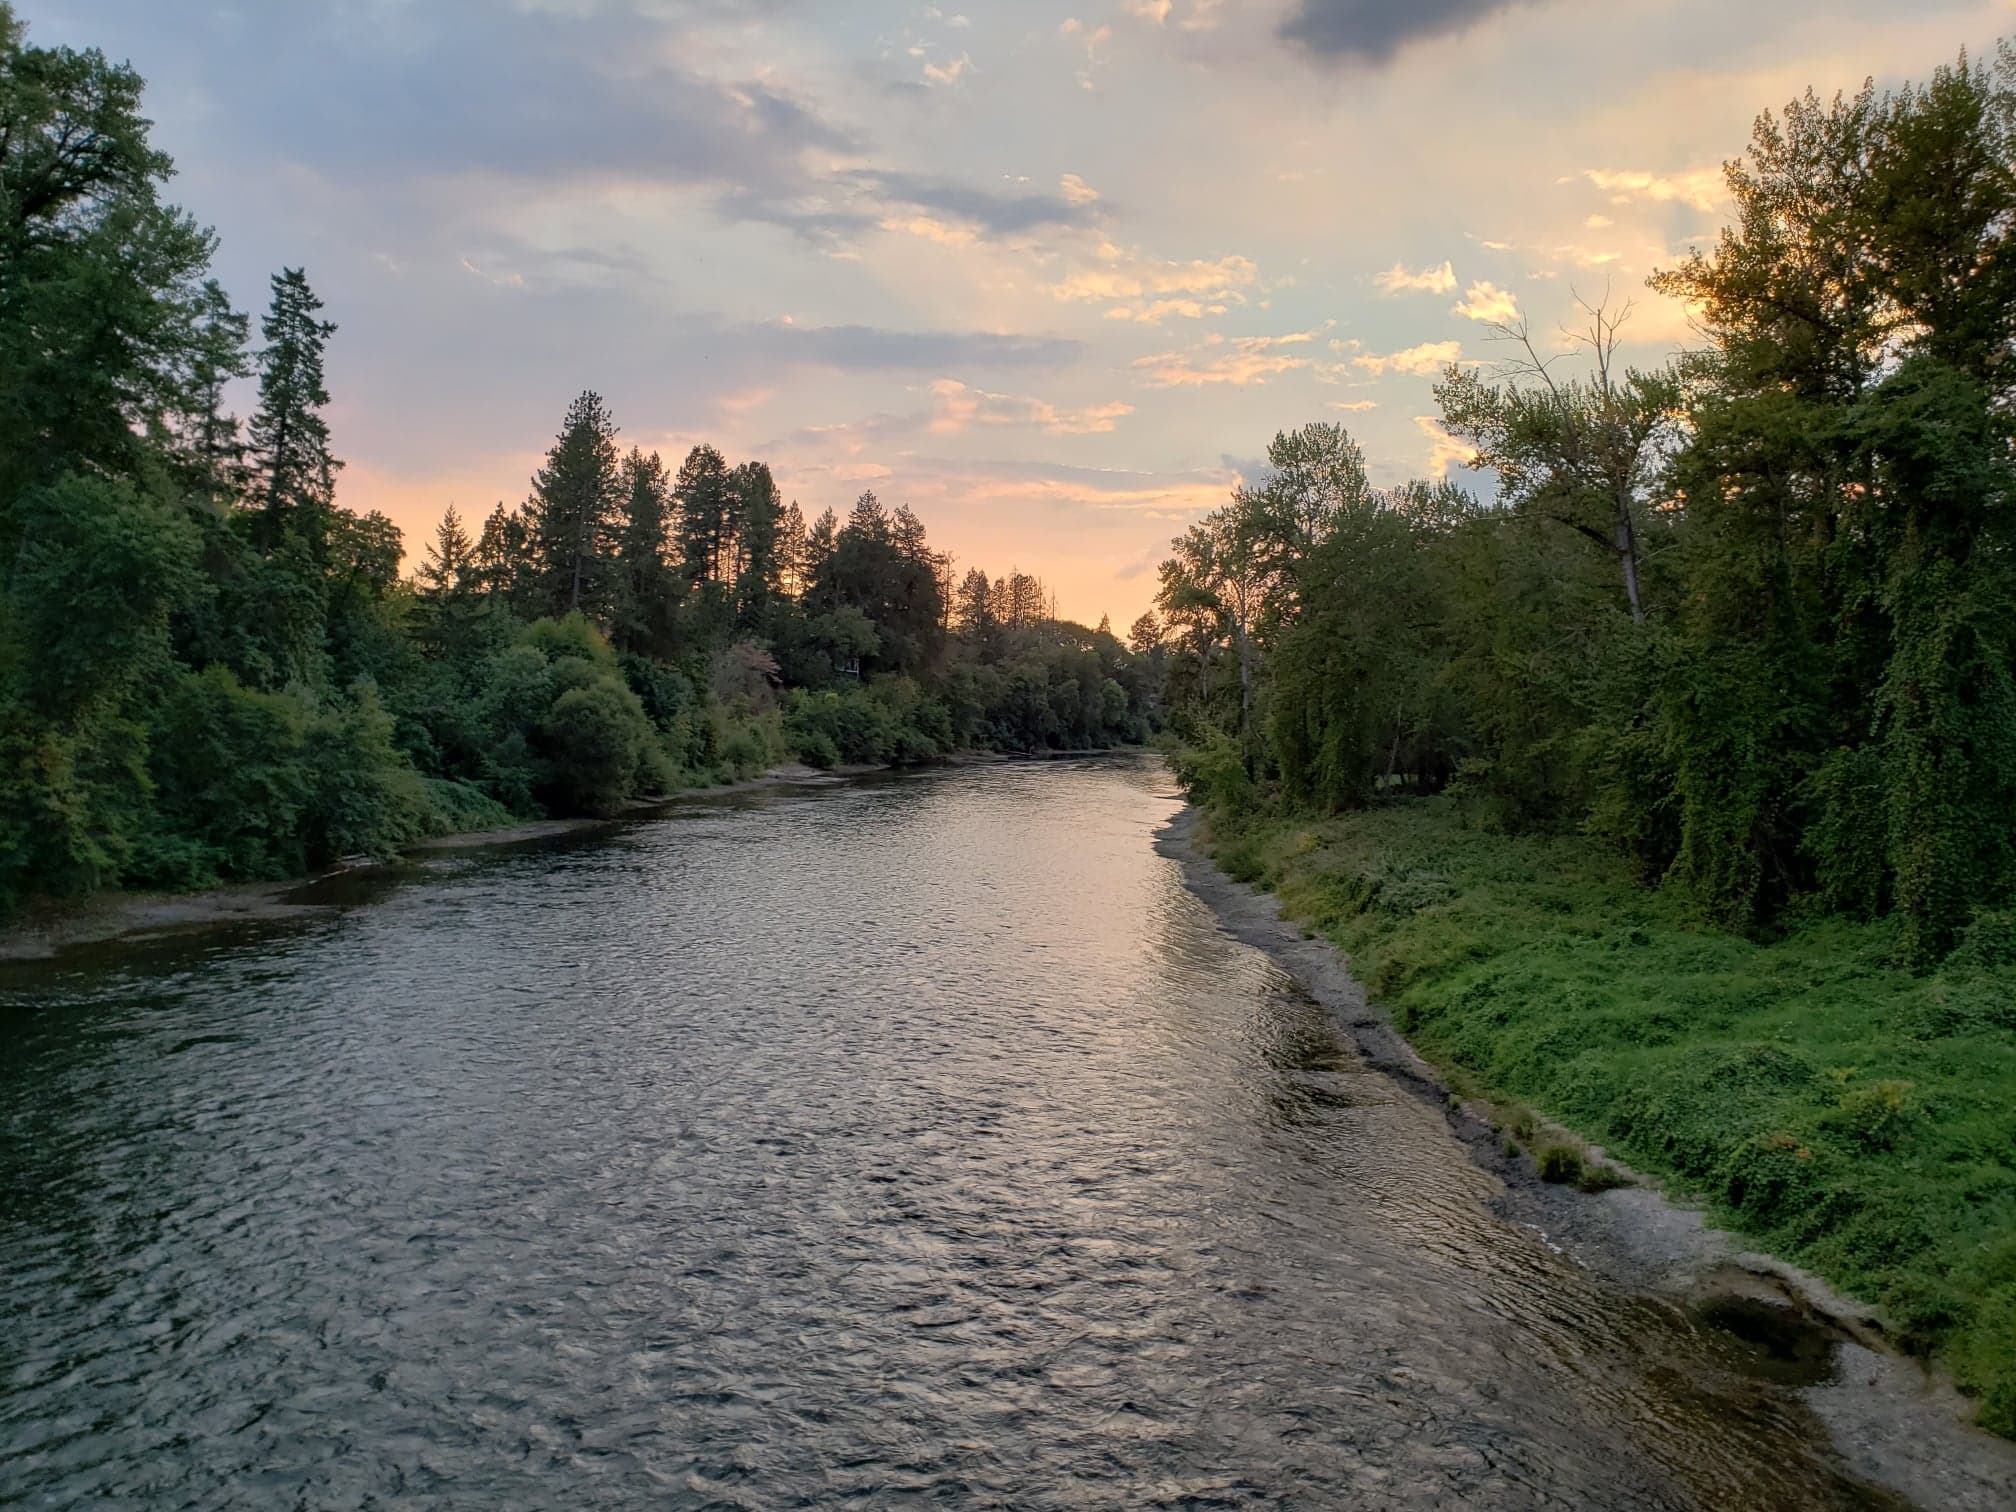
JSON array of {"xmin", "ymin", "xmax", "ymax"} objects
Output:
[{"xmin": 1191, "ymin": 798, "xmax": 2016, "ymax": 1437}]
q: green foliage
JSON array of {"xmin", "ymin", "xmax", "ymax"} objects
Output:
[
  {"xmin": 4, "ymin": 473, "xmax": 195, "ymax": 719},
  {"xmin": 1170, "ymin": 732, "xmax": 1259, "ymax": 816},
  {"xmin": 540, "ymin": 678, "xmax": 653, "ymax": 817},
  {"xmin": 782, "ymin": 682, "xmax": 936, "ymax": 768},
  {"xmin": 298, "ymin": 683, "xmax": 433, "ymax": 861},
  {"xmin": 1147, "ymin": 47, "xmax": 2016, "ymax": 973},
  {"xmin": 0, "ymin": 1, "xmax": 1147, "ymax": 927},
  {"xmin": 136, "ymin": 665, "xmax": 309, "ymax": 886}
]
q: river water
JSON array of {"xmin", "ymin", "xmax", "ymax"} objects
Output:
[{"xmin": 1, "ymin": 756, "xmax": 1903, "ymax": 1508}]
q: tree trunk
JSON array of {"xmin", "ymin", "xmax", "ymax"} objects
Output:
[
  {"xmin": 1615, "ymin": 508, "xmax": 1644, "ymax": 623},
  {"xmin": 1232, "ymin": 622, "xmax": 1254, "ymax": 733},
  {"xmin": 570, "ymin": 505, "xmax": 587, "ymax": 613}
]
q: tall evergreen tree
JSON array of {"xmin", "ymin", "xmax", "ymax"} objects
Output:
[
  {"xmin": 777, "ymin": 500, "xmax": 808, "ymax": 598},
  {"xmin": 418, "ymin": 504, "xmax": 473, "ymax": 596},
  {"xmin": 471, "ymin": 503, "xmax": 527, "ymax": 605},
  {"xmin": 525, "ymin": 390, "xmax": 621, "ymax": 618},
  {"xmin": 611, "ymin": 448, "xmax": 678, "ymax": 655},
  {"xmin": 674, "ymin": 443, "xmax": 734, "ymax": 586},
  {"xmin": 248, "ymin": 267, "xmax": 340, "ymax": 557},
  {"xmin": 729, "ymin": 460, "xmax": 782, "ymax": 631},
  {"xmin": 801, "ymin": 507, "xmax": 840, "ymax": 614}
]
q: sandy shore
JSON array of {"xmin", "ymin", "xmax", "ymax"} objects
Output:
[{"xmin": 1156, "ymin": 804, "xmax": 2016, "ymax": 1511}]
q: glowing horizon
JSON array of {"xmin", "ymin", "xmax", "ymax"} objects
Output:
[{"xmin": 26, "ymin": 0, "xmax": 2012, "ymax": 625}]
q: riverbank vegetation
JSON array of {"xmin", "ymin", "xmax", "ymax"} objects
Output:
[
  {"xmin": 1160, "ymin": 48, "xmax": 2016, "ymax": 1434},
  {"xmin": 0, "ymin": 5, "xmax": 1160, "ymax": 920}
]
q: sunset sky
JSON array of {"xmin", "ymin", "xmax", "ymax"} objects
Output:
[{"xmin": 28, "ymin": 0, "xmax": 2016, "ymax": 625}]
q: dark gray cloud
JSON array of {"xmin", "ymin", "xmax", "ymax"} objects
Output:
[
  {"xmin": 729, "ymin": 321, "xmax": 1081, "ymax": 371},
  {"xmin": 43, "ymin": 0, "xmax": 1097, "ymax": 252},
  {"xmin": 47, "ymin": 0, "xmax": 852, "ymax": 203},
  {"xmin": 851, "ymin": 171, "xmax": 1098, "ymax": 234},
  {"xmin": 1278, "ymin": 0, "xmax": 1535, "ymax": 63},
  {"xmin": 718, "ymin": 170, "xmax": 1099, "ymax": 244}
]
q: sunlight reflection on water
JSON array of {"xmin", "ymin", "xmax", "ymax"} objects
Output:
[{"xmin": 0, "ymin": 756, "xmax": 1894, "ymax": 1508}]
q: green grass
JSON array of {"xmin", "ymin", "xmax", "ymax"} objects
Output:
[{"xmin": 1202, "ymin": 798, "xmax": 2016, "ymax": 1438}]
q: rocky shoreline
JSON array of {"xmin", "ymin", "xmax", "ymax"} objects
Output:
[{"xmin": 1156, "ymin": 804, "xmax": 2016, "ymax": 1512}]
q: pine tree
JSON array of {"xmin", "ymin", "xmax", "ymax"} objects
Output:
[
  {"xmin": 847, "ymin": 490, "xmax": 891, "ymax": 543},
  {"xmin": 956, "ymin": 566, "xmax": 1001, "ymax": 662},
  {"xmin": 777, "ymin": 501, "xmax": 808, "ymax": 598},
  {"xmin": 611, "ymin": 448, "xmax": 677, "ymax": 655},
  {"xmin": 471, "ymin": 503, "xmax": 526, "ymax": 604},
  {"xmin": 674, "ymin": 443, "xmax": 733, "ymax": 585},
  {"xmin": 525, "ymin": 390, "xmax": 620, "ymax": 619},
  {"xmin": 417, "ymin": 504, "xmax": 473, "ymax": 596},
  {"xmin": 729, "ymin": 461, "xmax": 783, "ymax": 631},
  {"xmin": 801, "ymin": 507, "xmax": 839, "ymax": 614},
  {"xmin": 170, "ymin": 282, "xmax": 252, "ymax": 508},
  {"xmin": 1126, "ymin": 612, "xmax": 1163, "ymax": 656},
  {"xmin": 248, "ymin": 268, "xmax": 340, "ymax": 557}
]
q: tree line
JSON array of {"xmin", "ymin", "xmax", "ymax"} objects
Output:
[
  {"xmin": 0, "ymin": 4, "xmax": 1158, "ymax": 919},
  {"xmin": 1161, "ymin": 44, "xmax": 2016, "ymax": 965}
]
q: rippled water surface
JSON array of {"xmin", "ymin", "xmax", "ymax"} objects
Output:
[{"xmin": 2, "ymin": 757, "xmax": 1894, "ymax": 1508}]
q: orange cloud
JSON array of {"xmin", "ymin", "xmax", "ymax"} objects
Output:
[
  {"xmin": 927, "ymin": 378, "xmax": 1134, "ymax": 435},
  {"xmin": 1050, "ymin": 243, "xmax": 1259, "ymax": 310},
  {"xmin": 1133, "ymin": 333, "xmax": 1315, "ymax": 387},
  {"xmin": 1415, "ymin": 416, "xmax": 1471, "ymax": 479},
  {"xmin": 1059, "ymin": 173, "xmax": 1101, "ymax": 206}
]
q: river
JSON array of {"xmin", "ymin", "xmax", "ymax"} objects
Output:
[{"xmin": 0, "ymin": 756, "xmax": 1917, "ymax": 1507}]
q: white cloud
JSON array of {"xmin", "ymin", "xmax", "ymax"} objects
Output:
[
  {"xmin": 1583, "ymin": 167, "xmax": 1725, "ymax": 214},
  {"xmin": 1059, "ymin": 173, "xmax": 1101, "ymax": 206},
  {"xmin": 1353, "ymin": 340, "xmax": 1462, "ymax": 377},
  {"xmin": 1329, "ymin": 399, "xmax": 1380, "ymax": 412},
  {"xmin": 1452, "ymin": 280, "xmax": 1519, "ymax": 325},
  {"xmin": 1375, "ymin": 260, "xmax": 1456, "ymax": 296}
]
